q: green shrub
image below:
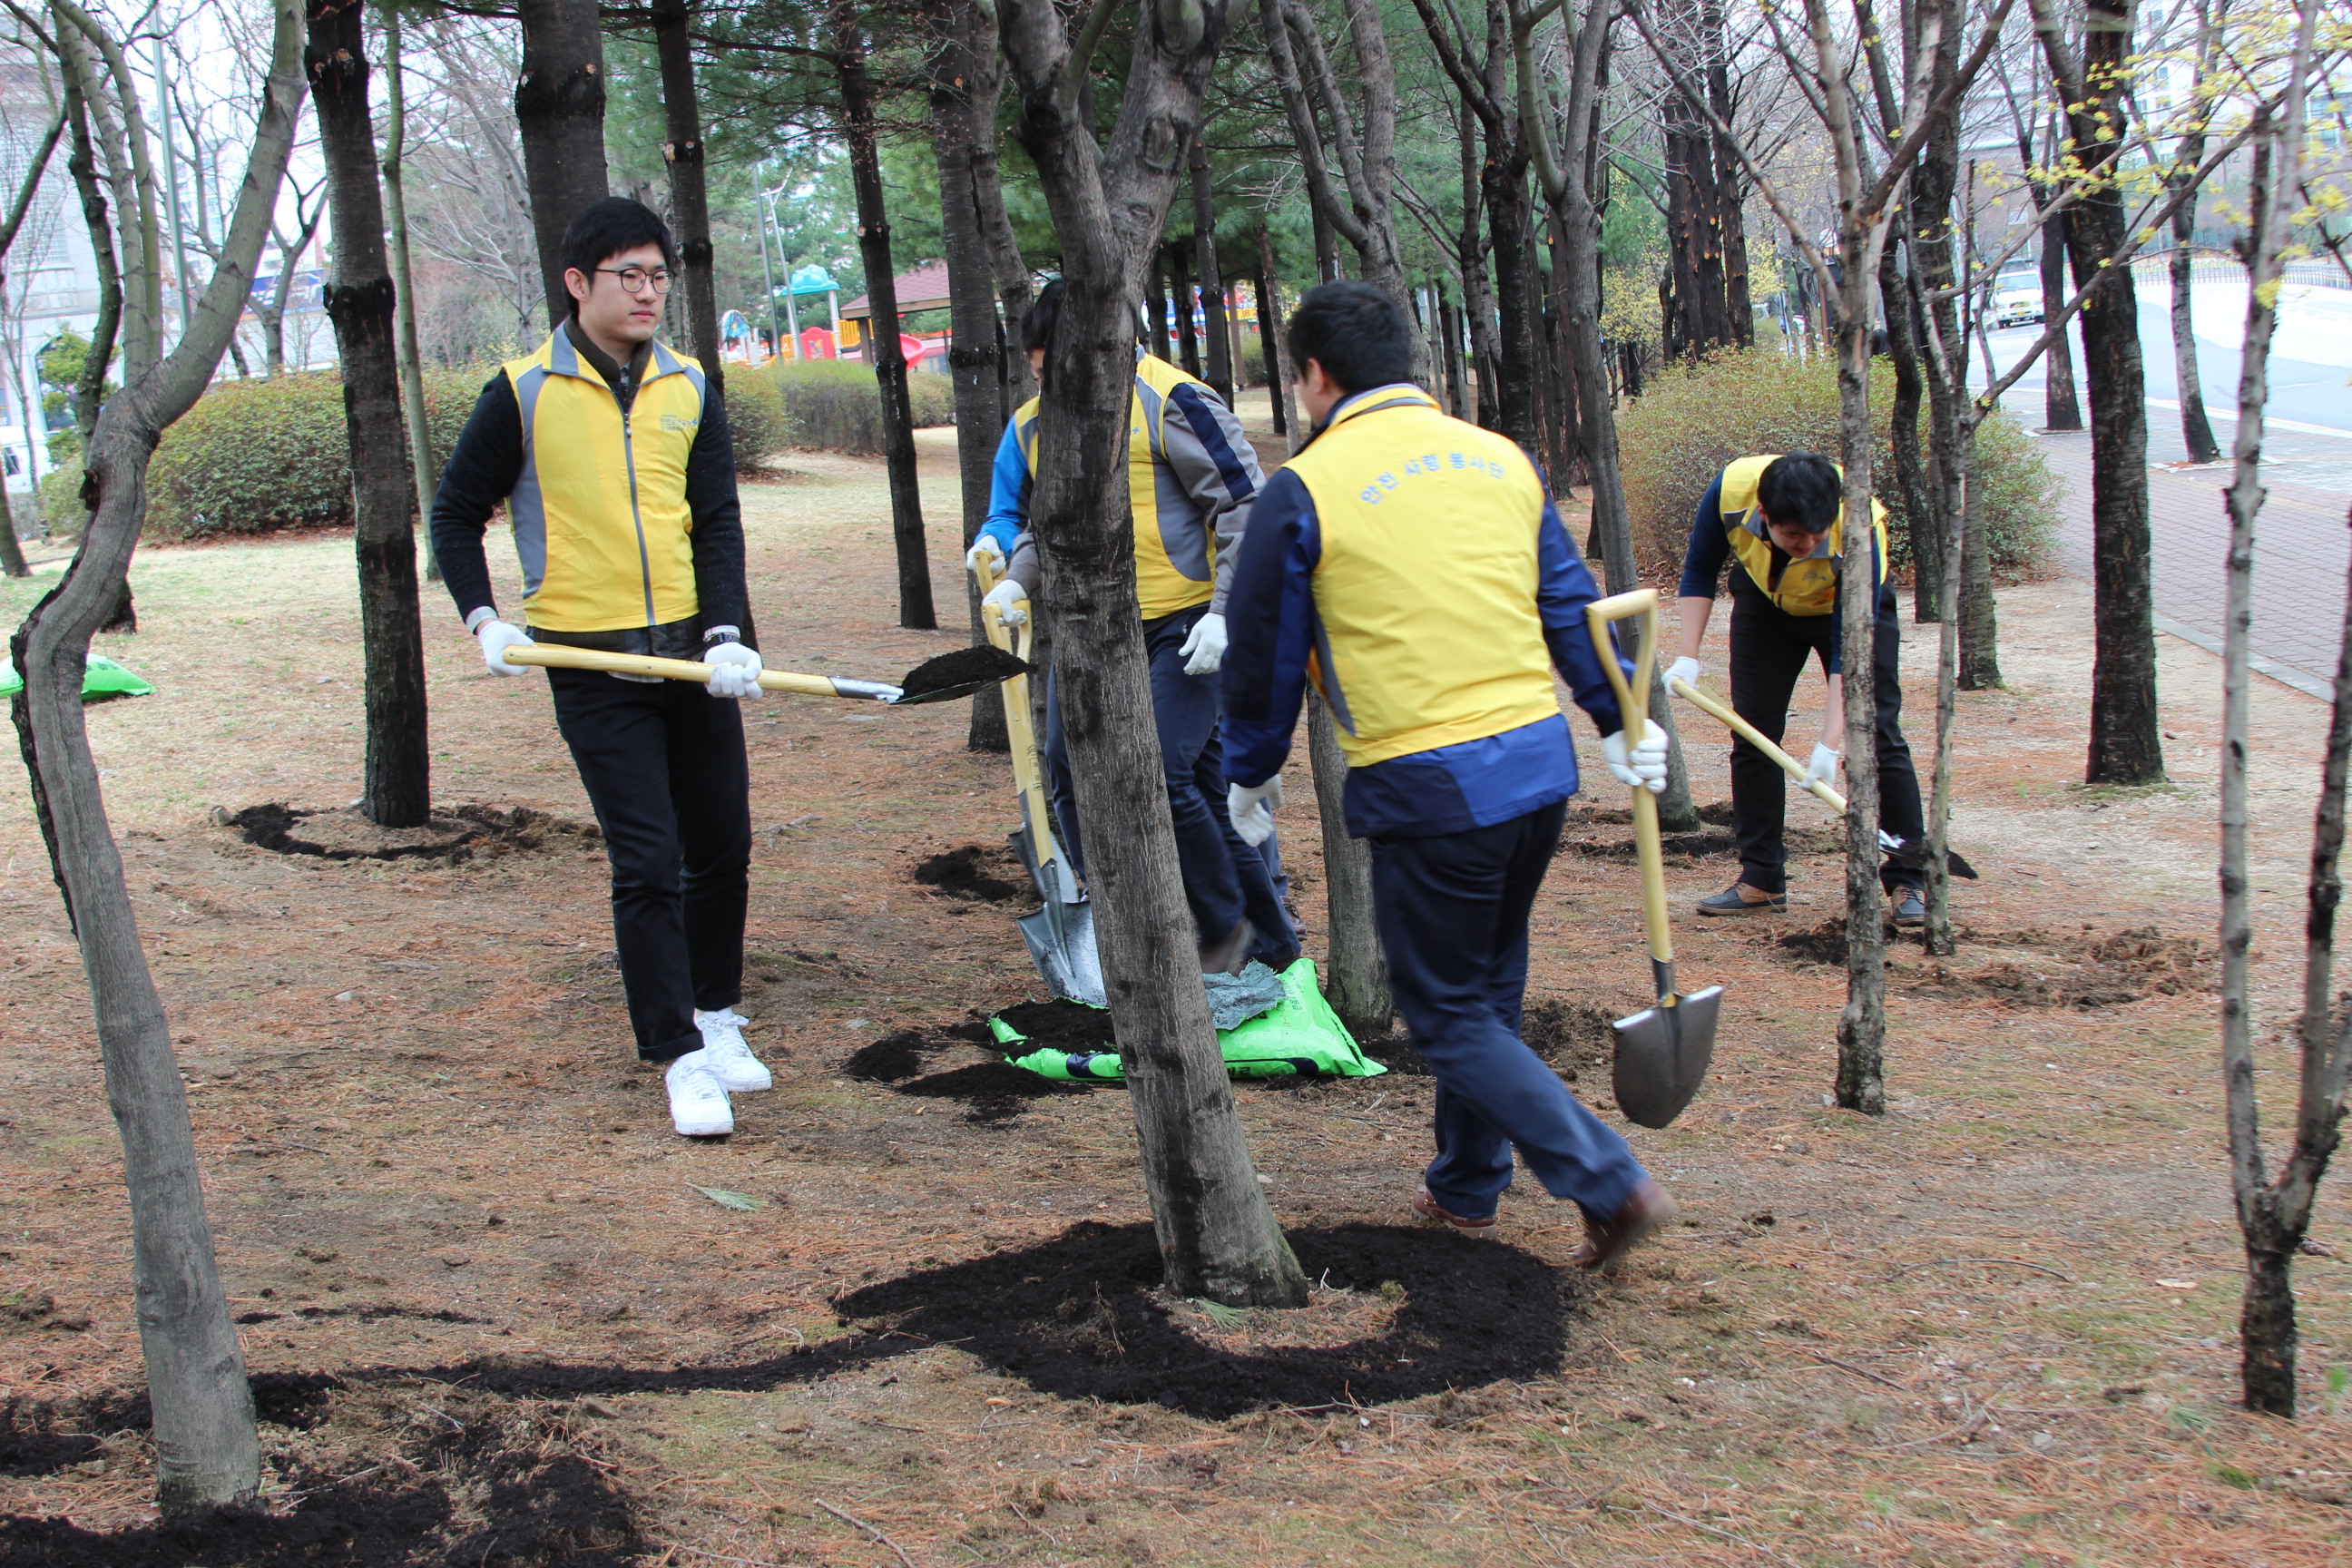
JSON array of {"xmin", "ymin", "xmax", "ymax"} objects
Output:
[
  {"xmin": 764, "ymin": 358, "xmax": 955, "ymax": 454},
  {"xmin": 147, "ymin": 370, "xmax": 478, "ymax": 541},
  {"xmin": 1617, "ymin": 348, "xmax": 2058, "ymax": 583},
  {"xmin": 721, "ymin": 368, "xmax": 787, "ymax": 474}
]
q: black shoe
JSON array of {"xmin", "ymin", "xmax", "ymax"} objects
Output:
[
  {"xmin": 1696, "ymin": 882, "xmax": 1787, "ymax": 916},
  {"xmin": 1892, "ymin": 887, "xmax": 1926, "ymax": 927}
]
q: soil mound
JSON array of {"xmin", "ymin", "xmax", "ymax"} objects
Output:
[
  {"xmin": 837, "ymin": 1221, "xmax": 1575, "ymax": 1417},
  {"xmin": 222, "ymin": 803, "xmax": 597, "ymax": 865},
  {"xmin": 894, "ymin": 1060, "xmax": 1090, "ymax": 1122},
  {"xmin": 1523, "ymin": 999, "xmax": 1621, "ymax": 1082},
  {"xmin": 910, "ymin": 844, "xmax": 1025, "ymax": 902},
  {"xmin": 1566, "ymin": 828, "xmax": 1739, "ymax": 860},
  {"xmin": 997, "ymin": 999, "xmax": 1116, "ymax": 1052},
  {"xmin": 1776, "ymin": 920, "xmax": 2220, "ymax": 1008},
  {"xmin": 841, "ymin": 1028, "xmax": 937, "ymax": 1082},
  {"xmin": 897, "ymin": 644, "xmax": 1029, "ymax": 701}
]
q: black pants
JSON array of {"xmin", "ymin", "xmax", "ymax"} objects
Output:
[
  {"xmin": 549, "ymin": 669, "xmax": 752, "ymax": 1062},
  {"xmin": 1727, "ymin": 577, "xmax": 1925, "ymax": 895}
]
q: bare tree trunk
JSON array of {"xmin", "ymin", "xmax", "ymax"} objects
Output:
[
  {"xmin": 1438, "ymin": 295, "xmax": 1468, "ymax": 418},
  {"xmin": 2038, "ymin": 0, "xmax": 2161, "ymax": 784},
  {"xmin": 837, "ymin": 21, "xmax": 936, "ymax": 632},
  {"xmin": 2167, "ymin": 0, "xmax": 2223, "ymax": 466},
  {"xmin": 965, "ymin": 83, "xmax": 1034, "ymax": 412},
  {"xmin": 379, "ymin": 1, "xmax": 440, "ymax": 583},
  {"xmin": 1256, "ymin": 226, "xmax": 1291, "ymax": 440},
  {"xmin": 1308, "ymin": 690, "xmax": 1390, "ymax": 1037},
  {"xmin": 309, "ymin": 0, "xmax": 429, "ymax": 829},
  {"xmin": 931, "ymin": 0, "xmax": 1011, "ymax": 753},
  {"xmin": 998, "ymin": 0, "xmax": 1306, "ymax": 1308},
  {"xmin": 2037, "ymin": 200, "xmax": 2082, "ymax": 430},
  {"xmin": 1880, "ymin": 230, "xmax": 1936, "ymax": 619},
  {"xmin": 514, "ymin": 0, "xmax": 608, "ymax": 333},
  {"xmin": 1188, "ymin": 132, "xmax": 1231, "ymax": 404},
  {"xmin": 10, "ymin": 2, "xmax": 305, "ymax": 1513},
  {"xmin": 652, "ymin": 0, "xmax": 721, "ymax": 392},
  {"xmin": 1925, "ymin": 422, "xmax": 1975, "ymax": 955}
]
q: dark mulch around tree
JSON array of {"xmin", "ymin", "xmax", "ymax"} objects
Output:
[
  {"xmin": 837, "ymin": 1221, "xmax": 1578, "ymax": 1418},
  {"xmin": 895, "ymin": 644, "xmax": 1029, "ymax": 702},
  {"xmin": 839, "ymin": 1020, "xmax": 995, "ymax": 1082},
  {"xmin": 893, "ymin": 1061, "xmax": 1093, "ymax": 1122},
  {"xmin": 909, "ymin": 844, "xmax": 1024, "ymax": 902},
  {"xmin": 221, "ymin": 803, "xmax": 598, "ymax": 865},
  {"xmin": 995, "ymin": 999, "xmax": 1116, "ymax": 1053}
]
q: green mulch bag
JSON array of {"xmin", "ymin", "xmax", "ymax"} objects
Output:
[
  {"xmin": 994, "ymin": 957, "xmax": 1387, "ymax": 1083},
  {"xmin": 0, "ymin": 652, "xmax": 152, "ymax": 702}
]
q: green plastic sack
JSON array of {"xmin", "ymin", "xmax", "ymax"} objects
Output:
[
  {"xmin": 994, "ymin": 958, "xmax": 1387, "ymax": 1082},
  {"xmin": 0, "ymin": 652, "xmax": 153, "ymax": 702}
]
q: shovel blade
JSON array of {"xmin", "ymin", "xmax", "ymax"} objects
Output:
[
  {"xmin": 1611, "ymin": 985, "xmax": 1723, "ymax": 1129},
  {"xmin": 1016, "ymin": 898, "xmax": 1106, "ymax": 1008}
]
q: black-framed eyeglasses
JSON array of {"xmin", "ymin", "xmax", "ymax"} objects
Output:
[{"xmin": 597, "ymin": 266, "xmax": 674, "ymax": 295}]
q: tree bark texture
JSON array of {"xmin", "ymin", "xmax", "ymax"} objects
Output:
[
  {"xmin": 652, "ymin": 0, "xmax": 721, "ymax": 393},
  {"xmin": 931, "ymin": 0, "xmax": 1013, "ymax": 752},
  {"xmin": 514, "ymin": 0, "xmax": 608, "ymax": 334},
  {"xmin": 1438, "ymin": 296, "xmax": 1468, "ymax": 419},
  {"xmin": 2041, "ymin": 0, "xmax": 2159, "ymax": 782},
  {"xmin": 309, "ymin": 0, "xmax": 430, "ymax": 829},
  {"xmin": 10, "ymin": 0, "xmax": 307, "ymax": 1513},
  {"xmin": 1308, "ymin": 691, "xmax": 1390, "ymax": 1038},
  {"xmin": 1706, "ymin": 13, "xmax": 1750, "ymax": 348},
  {"xmin": 54, "ymin": 9, "xmax": 162, "ymax": 377},
  {"xmin": 838, "ymin": 23, "xmax": 936, "ymax": 632},
  {"xmin": 379, "ymin": 0, "xmax": 441, "ymax": 582},
  {"xmin": 1255, "ymin": 230, "xmax": 1291, "ymax": 440},
  {"xmin": 2036, "ymin": 203, "xmax": 2082, "ymax": 430},
  {"xmin": 1188, "ymin": 132, "xmax": 1231, "ymax": 404},
  {"xmin": 998, "ymin": 0, "xmax": 1306, "ymax": 1308},
  {"xmin": 1879, "ymin": 232, "xmax": 1936, "ymax": 621}
]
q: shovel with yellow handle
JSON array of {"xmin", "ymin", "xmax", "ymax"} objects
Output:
[
  {"xmin": 500, "ymin": 640, "xmax": 1026, "ymax": 705},
  {"xmin": 1586, "ymin": 588, "xmax": 1723, "ymax": 1130}
]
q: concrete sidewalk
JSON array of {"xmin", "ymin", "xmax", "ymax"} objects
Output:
[{"xmin": 2034, "ymin": 426, "xmax": 2351, "ymax": 692}]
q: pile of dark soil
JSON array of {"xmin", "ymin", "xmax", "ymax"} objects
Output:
[
  {"xmin": 1778, "ymin": 920, "xmax": 2220, "ymax": 1009},
  {"xmin": 1776, "ymin": 919, "xmax": 1852, "ymax": 965},
  {"xmin": 894, "ymin": 1061, "xmax": 1091, "ymax": 1122},
  {"xmin": 997, "ymin": 999, "xmax": 1117, "ymax": 1053},
  {"xmin": 841, "ymin": 1021, "xmax": 994, "ymax": 1082},
  {"xmin": 1522, "ymin": 999, "xmax": 1621, "ymax": 1082},
  {"xmin": 896, "ymin": 644, "xmax": 1029, "ymax": 701},
  {"xmin": 1565, "ymin": 828, "xmax": 1739, "ymax": 860},
  {"xmin": 910, "ymin": 844, "xmax": 1025, "ymax": 902},
  {"xmin": 836, "ymin": 1221, "xmax": 1574, "ymax": 1418},
  {"xmin": 222, "ymin": 803, "xmax": 597, "ymax": 865}
]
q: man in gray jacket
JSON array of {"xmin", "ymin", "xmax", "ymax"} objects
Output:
[{"xmin": 966, "ymin": 279, "xmax": 1294, "ymax": 974}]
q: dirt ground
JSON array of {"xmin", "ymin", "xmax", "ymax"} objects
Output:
[{"xmin": 1, "ymin": 402, "xmax": 2347, "ymax": 1566}]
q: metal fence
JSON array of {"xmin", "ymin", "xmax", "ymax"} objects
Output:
[{"xmin": 2129, "ymin": 248, "xmax": 2348, "ymax": 289}]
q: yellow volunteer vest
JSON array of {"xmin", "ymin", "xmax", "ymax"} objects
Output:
[
  {"xmin": 1283, "ymin": 387, "xmax": 1563, "ymax": 768},
  {"xmin": 1013, "ymin": 353, "xmax": 1219, "ymax": 621},
  {"xmin": 503, "ymin": 325, "xmax": 708, "ymax": 632},
  {"xmin": 1716, "ymin": 453, "xmax": 1890, "ymax": 617}
]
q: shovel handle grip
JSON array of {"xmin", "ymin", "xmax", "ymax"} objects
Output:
[
  {"xmin": 1583, "ymin": 589, "xmax": 1673, "ymax": 975},
  {"xmin": 500, "ymin": 642, "xmax": 895, "ymax": 701},
  {"xmin": 972, "ymin": 556, "xmax": 1064, "ymax": 866},
  {"xmin": 1669, "ymin": 676, "xmax": 1847, "ymax": 815}
]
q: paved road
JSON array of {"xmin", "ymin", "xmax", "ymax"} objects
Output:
[{"xmin": 1972, "ymin": 279, "xmax": 2352, "ymax": 687}]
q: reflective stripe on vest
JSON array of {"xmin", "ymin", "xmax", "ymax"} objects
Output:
[
  {"xmin": 1283, "ymin": 387, "xmax": 1563, "ymax": 768},
  {"xmin": 504, "ymin": 325, "xmax": 708, "ymax": 633},
  {"xmin": 1716, "ymin": 452, "xmax": 1890, "ymax": 617},
  {"xmin": 1012, "ymin": 353, "xmax": 1218, "ymax": 621}
]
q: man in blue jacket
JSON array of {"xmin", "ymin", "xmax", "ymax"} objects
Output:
[{"xmin": 1219, "ymin": 281, "xmax": 1673, "ymax": 1269}]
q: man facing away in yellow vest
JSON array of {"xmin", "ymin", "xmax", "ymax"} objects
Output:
[
  {"xmin": 1219, "ymin": 281, "xmax": 1674, "ymax": 1269},
  {"xmin": 430, "ymin": 199, "xmax": 772, "ymax": 1140},
  {"xmin": 1669, "ymin": 452, "xmax": 1928, "ymax": 925}
]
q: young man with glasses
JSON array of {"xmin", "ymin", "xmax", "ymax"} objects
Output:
[{"xmin": 431, "ymin": 198, "xmax": 770, "ymax": 1139}]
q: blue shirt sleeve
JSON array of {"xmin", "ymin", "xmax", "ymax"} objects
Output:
[
  {"xmin": 1535, "ymin": 499, "xmax": 1628, "ymax": 739},
  {"xmin": 1218, "ymin": 467, "xmax": 1322, "ymax": 790},
  {"xmin": 979, "ymin": 417, "xmax": 1030, "ymax": 557},
  {"xmin": 1676, "ymin": 471, "xmax": 1730, "ymax": 599}
]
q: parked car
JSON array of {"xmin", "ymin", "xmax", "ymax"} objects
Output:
[{"xmin": 1992, "ymin": 267, "xmax": 2043, "ymax": 328}]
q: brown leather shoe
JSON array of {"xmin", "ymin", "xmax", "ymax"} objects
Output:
[
  {"xmin": 1413, "ymin": 1185, "xmax": 1497, "ymax": 1237},
  {"xmin": 1199, "ymin": 918, "xmax": 1252, "ymax": 976},
  {"xmin": 1568, "ymin": 1180, "xmax": 1677, "ymax": 1272}
]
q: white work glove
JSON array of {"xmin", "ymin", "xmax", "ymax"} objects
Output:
[
  {"xmin": 703, "ymin": 640, "xmax": 765, "ymax": 700},
  {"xmin": 475, "ymin": 618, "xmax": 534, "ymax": 676},
  {"xmin": 981, "ymin": 577, "xmax": 1029, "ymax": 628},
  {"xmin": 1804, "ymin": 741, "xmax": 1840, "ymax": 787},
  {"xmin": 1663, "ymin": 655, "xmax": 1700, "ymax": 691},
  {"xmin": 965, "ymin": 535, "xmax": 1005, "ymax": 575},
  {"xmin": 1180, "ymin": 612, "xmax": 1228, "ymax": 676},
  {"xmin": 1601, "ymin": 728, "xmax": 1670, "ymax": 793},
  {"xmin": 1228, "ymin": 777, "xmax": 1283, "ymax": 848}
]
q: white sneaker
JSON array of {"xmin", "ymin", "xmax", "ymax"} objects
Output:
[
  {"xmin": 665, "ymin": 1050, "xmax": 734, "ymax": 1137},
  {"xmin": 693, "ymin": 1007, "xmax": 772, "ymax": 1092}
]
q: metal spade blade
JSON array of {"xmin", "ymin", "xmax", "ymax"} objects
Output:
[{"xmin": 1611, "ymin": 985, "xmax": 1723, "ymax": 1130}]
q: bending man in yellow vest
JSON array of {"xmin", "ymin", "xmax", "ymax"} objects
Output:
[
  {"xmin": 1668, "ymin": 453, "xmax": 1928, "ymax": 925},
  {"xmin": 966, "ymin": 279, "xmax": 1295, "ymax": 974},
  {"xmin": 1219, "ymin": 281, "xmax": 1673, "ymax": 1269},
  {"xmin": 431, "ymin": 199, "xmax": 770, "ymax": 1140}
]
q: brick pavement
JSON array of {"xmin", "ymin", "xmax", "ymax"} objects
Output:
[{"xmin": 2035, "ymin": 428, "xmax": 2352, "ymax": 685}]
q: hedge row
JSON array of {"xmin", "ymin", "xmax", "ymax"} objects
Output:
[{"xmin": 762, "ymin": 358, "xmax": 956, "ymax": 454}]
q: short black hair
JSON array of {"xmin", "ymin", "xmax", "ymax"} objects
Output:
[
  {"xmin": 1754, "ymin": 452, "xmax": 1843, "ymax": 534},
  {"xmin": 1022, "ymin": 278, "xmax": 1064, "ymax": 354},
  {"xmin": 560, "ymin": 198, "xmax": 678, "ymax": 280},
  {"xmin": 1285, "ymin": 281, "xmax": 1414, "ymax": 396}
]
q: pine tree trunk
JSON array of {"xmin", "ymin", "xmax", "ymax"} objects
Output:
[
  {"xmin": 1255, "ymin": 230, "xmax": 1291, "ymax": 440},
  {"xmin": 652, "ymin": 0, "xmax": 721, "ymax": 392},
  {"xmin": 931, "ymin": 0, "xmax": 1011, "ymax": 753},
  {"xmin": 378, "ymin": 1, "xmax": 441, "ymax": 583},
  {"xmin": 2038, "ymin": 202, "xmax": 2082, "ymax": 431},
  {"xmin": 838, "ymin": 23, "xmax": 936, "ymax": 632},
  {"xmin": 514, "ymin": 0, "xmax": 608, "ymax": 333},
  {"xmin": 1188, "ymin": 134, "xmax": 1232, "ymax": 405},
  {"xmin": 12, "ymin": 4, "xmax": 306, "ymax": 1513},
  {"xmin": 1148, "ymin": 245, "xmax": 1173, "ymax": 363},
  {"xmin": 1308, "ymin": 691, "xmax": 1390, "ymax": 1037},
  {"xmin": 1439, "ymin": 296, "xmax": 1468, "ymax": 419},
  {"xmin": 309, "ymin": 0, "xmax": 429, "ymax": 830},
  {"xmin": 1484, "ymin": 149, "xmax": 1539, "ymax": 451}
]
